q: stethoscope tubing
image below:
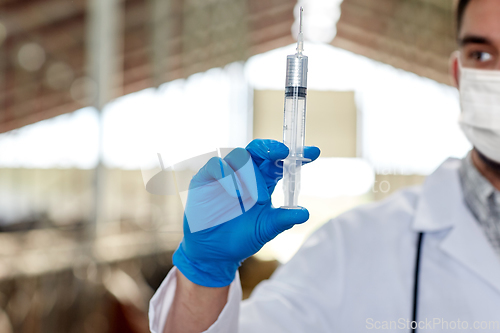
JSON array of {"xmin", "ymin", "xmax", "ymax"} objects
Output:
[{"xmin": 412, "ymin": 232, "xmax": 424, "ymax": 333}]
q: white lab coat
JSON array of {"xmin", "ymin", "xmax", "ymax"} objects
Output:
[{"xmin": 149, "ymin": 158, "xmax": 500, "ymax": 332}]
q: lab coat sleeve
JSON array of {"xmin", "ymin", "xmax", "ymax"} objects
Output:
[
  {"xmin": 148, "ymin": 266, "xmax": 242, "ymax": 333},
  {"xmin": 238, "ymin": 220, "xmax": 343, "ymax": 333}
]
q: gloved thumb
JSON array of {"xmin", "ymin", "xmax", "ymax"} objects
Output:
[{"xmin": 261, "ymin": 206, "xmax": 310, "ymax": 242}]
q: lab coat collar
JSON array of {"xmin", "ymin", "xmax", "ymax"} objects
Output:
[
  {"xmin": 412, "ymin": 157, "xmax": 500, "ymax": 294},
  {"xmin": 412, "ymin": 158, "xmax": 463, "ymax": 232}
]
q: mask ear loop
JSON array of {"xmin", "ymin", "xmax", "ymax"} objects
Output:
[
  {"xmin": 452, "ymin": 50, "xmax": 461, "ymax": 65},
  {"xmin": 451, "ymin": 50, "xmax": 462, "ymax": 88},
  {"xmin": 455, "ymin": 50, "xmax": 467, "ymax": 140}
]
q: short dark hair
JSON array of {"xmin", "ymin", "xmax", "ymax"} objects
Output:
[{"xmin": 457, "ymin": 0, "xmax": 471, "ymax": 34}]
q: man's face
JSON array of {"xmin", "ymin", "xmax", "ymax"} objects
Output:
[{"xmin": 456, "ymin": 0, "xmax": 500, "ymax": 72}]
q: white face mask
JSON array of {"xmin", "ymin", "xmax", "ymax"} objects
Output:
[{"xmin": 458, "ymin": 60, "xmax": 500, "ymax": 163}]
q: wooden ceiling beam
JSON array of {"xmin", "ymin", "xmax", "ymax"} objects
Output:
[
  {"xmin": 333, "ymin": 0, "xmax": 456, "ymax": 85},
  {"xmin": 0, "ymin": 0, "xmax": 303, "ymax": 133},
  {"xmin": 331, "ymin": 36, "xmax": 453, "ymax": 86},
  {"xmin": 0, "ymin": 0, "xmax": 86, "ymax": 37}
]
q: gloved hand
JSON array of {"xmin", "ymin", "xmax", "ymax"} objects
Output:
[{"xmin": 173, "ymin": 139, "xmax": 321, "ymax": 287}]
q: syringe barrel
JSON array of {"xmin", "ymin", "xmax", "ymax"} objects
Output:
[
  {"xmin": 285, "ymin": 55, "xmax": 308, "ymax": 88},
  {"xmin": 284, "ymin": 54, "xmax": 308, "ymax": 157},
  {"xmin": 283, "ymin": 90, "xmax": 307, "ymax": 157},
  {"xmin": 282, "ymin": 54, "xmax": 308, "ymax": 209}
]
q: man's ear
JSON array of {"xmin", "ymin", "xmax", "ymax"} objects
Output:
[{"xmin": 450, "ymin": 51, "xmax": 460, "ymax": 88}]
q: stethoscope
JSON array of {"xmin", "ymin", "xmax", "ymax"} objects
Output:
[{"xmin": 412, "ymin": 232, "xmax": 424, "ymax": 333}]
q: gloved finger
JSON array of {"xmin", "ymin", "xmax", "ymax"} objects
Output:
[
  {"xmin": 303, "ymin": 146, "xmax": 321, "ymax": 164},
  {"xmin": 257, "ymin": 159, "xmax": 284, "ymax": 189},
  {"xmin": 260, "ymin": 146, "xmax": 319, "ymax": 191},
  {"xmin": 223, "ymin": 148, "xmax": 270, "ymax": 204},
  {"xmin": 191, "ymin": 156, "xmax": 242, "ymax": 198},
  {"xmin": 256, "ymin": 145, "xmax": 321, "ymax": 181},
  {"xmin": 259, "ymin": 207, "xmax": 310, "ymax": 243},
  {"xmin": 272, "ymin": 207, "xmax": 310, "ymax": 231},
  {"xmin": 246, "ymin": 140, "xmax": 288, "ymax": 193},
  {"xmin": 245, "ymin": 139, "xmax": 289, "ymax": 167}
]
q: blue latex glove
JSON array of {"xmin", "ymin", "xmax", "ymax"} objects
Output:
[{"xmin": 173, "ymin": 139, "xmax": 321, "ymax": 287}]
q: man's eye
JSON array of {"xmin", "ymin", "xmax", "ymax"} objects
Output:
[{"xmin": 469, "ymin": 51, "xmax": 493, "ymax": 62}]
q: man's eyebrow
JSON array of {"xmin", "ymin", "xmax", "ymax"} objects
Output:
[{"xmin": 459, "ymin": 35, "xmax": 493, "ymax": 47}]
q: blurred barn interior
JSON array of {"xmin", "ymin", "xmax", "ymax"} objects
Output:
[{"xmin": 0, "ymin": 0, "xmax": 465, "ymax": 332}]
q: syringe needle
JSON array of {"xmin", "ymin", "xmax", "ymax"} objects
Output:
[
  {"xmin": 299, "ymin": 6, "xmax": 303, "ymax": 34},
  {"xmin": 297, "ymin": 6, "xmax": 304, "ymax": 55}
]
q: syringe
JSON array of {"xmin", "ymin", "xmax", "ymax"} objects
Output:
[{"xmin": 282, "ymin": 7, "xmax": 309, "ymax": 209}]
